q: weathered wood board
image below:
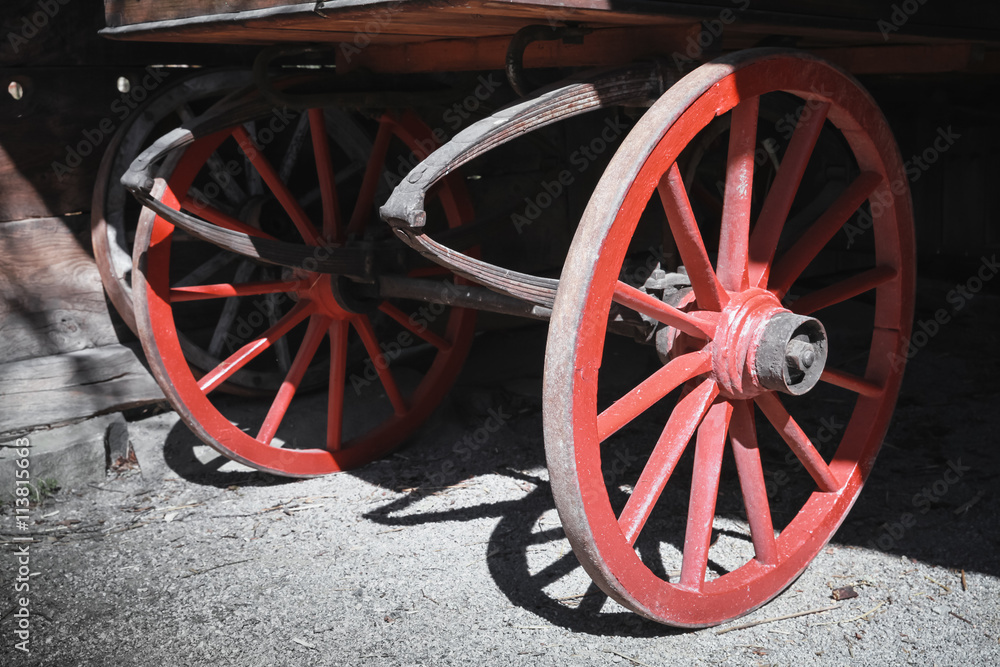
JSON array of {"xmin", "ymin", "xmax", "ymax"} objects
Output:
[
  {"xmin": 0, "ymin": 216, "xmax": 119, "ymax": 363},
  {"xmin": 0, "ymin": 344, "xmax": 164, "ymax": 437},
  {"xmin": 101, "ymin": 0, "xmax": 1000, "ymax": 46},
  {"xmin": 0, "ymin": 413, "xmax": 128, "ymax": 491}
]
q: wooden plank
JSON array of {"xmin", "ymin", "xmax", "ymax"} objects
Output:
[
  {"xmin": 104, "ymin": 0, "xmax": 300, "ymax": 27},
  {"xmin": 0, "ymin": 216, "xmax": 119, "ymax": 363},
  {"xmin": 101, "ymin": 0, "xmax": 685, "ymax": 44},
  {"xmin": 102, "ymin": 0, "xmax": 1000, "ymax": 45},
  {"xmin": 816, "ymin": 45, "xmax": 979, "ymax": 75},
  {"xmin": 103, "ymin": 0, "xmax": 669, "ymax": 30},
  {"xmin": 0, "ymin": 414, "xmax": 124, "ymax": 490},
  {"xmin": 492, "ymin": 0, "xmax": 1000, "ymax": 40},
  {"xmin": 0, "ymin": 344, "xmax": 164, "ymax": 436},
  {"xmin": 336, "ymin": 24, "xmax": 698, "ymax": 73}
]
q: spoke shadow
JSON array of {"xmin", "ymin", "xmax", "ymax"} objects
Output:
[
  {"xmin": 362, "ymin": 462, "xmax": 683, "ymax": 637},
  {"xmin": 148, "ymin": 291, "xmax": 1000, "ymax": 631},
  {"xmin": 159, "ymin": 412, "xmax": 298, "ymax": 488},
  {"xmin": 354, "ymin": 305, "xmax": 1000, "ymax": 632}
]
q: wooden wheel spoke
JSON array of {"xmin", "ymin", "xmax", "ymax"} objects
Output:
[
  {"xmin": 279, "ymin": 112, "xmax": 311, "ymax": 184},
  {"xmin": 180, "ymin": 195, "xmax": 277, "ymax": 241},
  {"xmin": 327, "ymin": 319, "xmax": 350, "ymax": 451},
  {"xmin": 769, "ymin": 172, "xmax": 884, "ymax": 297},
  {"xmin": 378, "ymin": 302, "xmax": 451, "ymax": 351},
  {"xmin": 207, "ymin": 260, "xmax": 256, "ymax": 357},
  {"xmin": 202, "ymin": 153, "xmax": 247, "ymax": 206},
  {"xmin": 353, "ymin": 316, "xmax": 408, "ymax": 416},
  {"xmin": 717, "ymin": 96, "xmax": 759, "ymax": 292},
  {"xmin": 266, "ymin": 293, "xmax": 292, "ymax": 373},
  {"xmin": 791, "ymin": 265, "xmax": 897, "ymax": 315},
  {"xmin": 173, "ymin": 103, "xmax": 246, "ymax": 204},
  {"xmin": 308, "ymin": 108, "xmax": 344, "ymax": 242},
  {"xmin": 658, "ymin": 164, "xmax": 728, "ymax": 311},
  {"xmin": 820, "ymin": 368, "xmax": 884, "ymax": 397},
  {"xmin": 755, "ymin": 392, "xmax": 839, "ymax": 492},
  {"xmin": 729, "ymin": 400, "xmax": 777, "ymax": 566},
  {"xmin": 197, "ymin": 300, "xmax": 316, "ymax": 395},
  {"xmin": 242, "ymin": 122, "xmax": 264, "ymax": 196},
  {"xmin": 347, "ymin": 118, "xmax": 393, "ymax": 236},
  {"xmin": 749, "ymin": 101, "xmax": 831, "ymax": 288},
  {"xmin": 618, "ymin": 379, "xmax": 719, "ymax": 546},
  {"xmin": 256, "ymin": 315, "xmax": 331, "ymax": 445},
  {"xmin": 612, "ymin": 281, "xmax": 717, "ymax": 339},
  {"xmin": 172, "ymin": 251, "xmax": 237, "ymax": 288},
  {"xmin": 679, "ymin": 399, "xmax": 733, "ymax": 589},
  {"xmin": 598, "ymin": 350, "xmax": 712, "ymax": 441},
  {"xmin": 232, "ymin": 125, "xmax": 321, "ymax": 246},
  {"xmin": 169, "ymin": 278, "xmax": 306, "ymax": 303},
  {"xmin": 176, "ymin": 103, "xmax": 196, "ymax": 124}
]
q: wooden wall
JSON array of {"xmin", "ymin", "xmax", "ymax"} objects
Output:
[{"xmin": 0, "ymin": 3, "xmax": 206, "ymax": 444}]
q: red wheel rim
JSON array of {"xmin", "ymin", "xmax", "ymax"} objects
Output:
[
  {"xmin": 135, "ymin": 110, "xmax": 476, "ymax": 476},
  {"xmin": 544, "ymin": 51, "xmax": 915, "ymax": 627}
]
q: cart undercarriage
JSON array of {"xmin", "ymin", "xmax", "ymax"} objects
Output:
[{"xmin": 91, "ymin": 0, "xmax": 999, "ymax": 627}]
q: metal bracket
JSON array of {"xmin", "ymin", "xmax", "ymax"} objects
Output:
[{"xmin": 505, "ymin": 24, "xmax": 593, "ymax": 97}]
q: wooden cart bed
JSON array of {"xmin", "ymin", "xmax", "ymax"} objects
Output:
[{"xmin": 102, "ymin": 1, "xmax": 1000, "ymax": 74}]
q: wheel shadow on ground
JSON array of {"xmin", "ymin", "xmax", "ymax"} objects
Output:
[
  {"xmin": 344, "ymin": 325, "xmax": 682, "ymax": 636},
  {"xmin": 151, "ymin": 293, "xmax": 1000, "ymax": 632},
  {"xmin": 159, "ymin": 418, "xmax": 299, "ymax": 489},
  {"xmin": 353, "ymin": 302, "xmax": 1000, "ymax": 633},
  {"xmin": 359, "ymin": 449, "xmax": 683, "ymax": 637}
]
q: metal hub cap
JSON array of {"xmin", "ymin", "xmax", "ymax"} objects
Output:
[
  {"xmin": 754, "ymin": 311, "xmax": 828, "ymax": 396},
  {"xmin": 711, "ymin": 288, "xmax": 828, "ymax": 399}
]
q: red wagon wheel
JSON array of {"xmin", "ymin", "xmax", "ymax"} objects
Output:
[
  {"xmin": 92, "ymin": 70, "xmax": 374, "ymax": 394},
  {"xmin": 544, "ymin": 50, "xmax": 914, "ymax": 626},
  {"xmin": 133, "ymin": 109, "xmax": 476, "ymax": 476}
]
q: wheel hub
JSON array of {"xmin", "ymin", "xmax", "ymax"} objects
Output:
[
  {"xmin": 307, "ymin": 272, "xmax": 382, "ymax": 319},
  {"xmin": 710, "ymin": 289, "xmax": 828, "ymax": 399},
  {"xmin": 306, "ymin": 274, "xmax": 352, "ymax": 318}
]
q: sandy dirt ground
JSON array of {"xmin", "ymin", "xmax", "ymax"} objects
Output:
[{"xmin": 2, "ymin": 284, "xmax": 999, "ymax": 666}]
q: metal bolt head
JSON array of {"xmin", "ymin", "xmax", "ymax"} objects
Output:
[
  {"xmin": 785, "ymin": 339, "xmax": 816, "ymax": 372},
  {"xmin": 754, "ymin": 313, "xmax": 828, "ymax": 395}
]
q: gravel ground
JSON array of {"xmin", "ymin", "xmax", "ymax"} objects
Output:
[{"xmin": 2, "ymin": 283, "xmax": 999, "ymax": 667}]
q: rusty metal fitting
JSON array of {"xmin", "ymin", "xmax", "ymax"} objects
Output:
[{"xmin": 752, "ymin": 312, "xmax": 828, "ymax": 395}]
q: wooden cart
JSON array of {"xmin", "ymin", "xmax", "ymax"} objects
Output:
[{"xmin": 93, "ymin": 1, "xmax": 1000, "ymax": 627}]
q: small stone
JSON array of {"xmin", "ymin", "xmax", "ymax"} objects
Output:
[{"xmin": 832, "ymin": 585, "xmax": 859, "ymax": 601}]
